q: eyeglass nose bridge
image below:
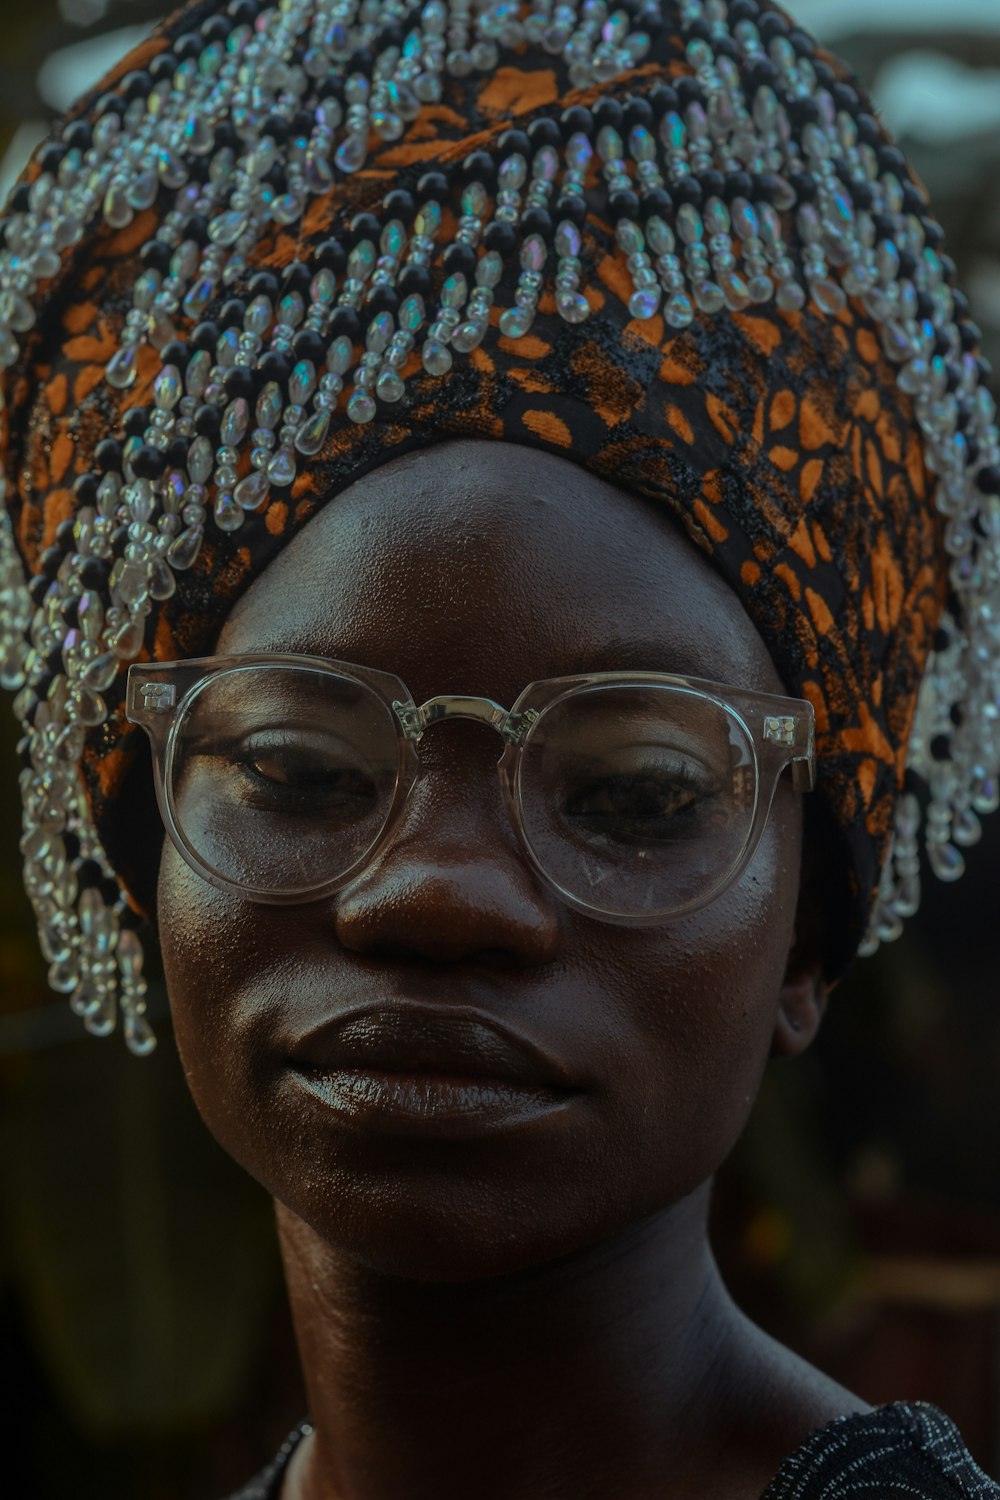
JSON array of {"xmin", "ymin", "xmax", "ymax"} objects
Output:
[{"xmin": 393, "ymin": 694, "xmax": 540, "ymax": 746}]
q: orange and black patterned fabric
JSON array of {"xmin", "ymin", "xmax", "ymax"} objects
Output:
[{"xmin": 2, "ymin": 0, "xmax": 946, "ymax": 975}]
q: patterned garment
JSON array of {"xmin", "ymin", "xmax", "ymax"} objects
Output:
[
  {"xmin": 1, "ymin": 1, "xmax": 955, "ymax": 976},
  {"xmin": 223, "ymin": 1404, "xmax": 1000, "ymax": 1499}
]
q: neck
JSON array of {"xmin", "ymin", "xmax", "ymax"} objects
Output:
[{"xmin": 276, "ymin": 1185, "xmax": 755, "ymax": 1500}]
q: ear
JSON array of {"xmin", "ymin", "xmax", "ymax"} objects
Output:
[{"xmin": 771, "ymin": 859, "xmax": 830, "ymax": 1059}]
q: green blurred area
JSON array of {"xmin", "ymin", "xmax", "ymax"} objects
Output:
[{"xmin": 1, "ymin": 2, "xmax": 1000, "ymax": 1496}]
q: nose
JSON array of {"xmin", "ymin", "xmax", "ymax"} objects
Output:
[{"xmin": 332, "ymin": 728, "xmax": 562, "ymax": 966}]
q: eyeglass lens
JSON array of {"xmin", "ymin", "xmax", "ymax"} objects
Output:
[{"xmin": 167, "ymin": 667, "xmax": 759, "ymax": 914}]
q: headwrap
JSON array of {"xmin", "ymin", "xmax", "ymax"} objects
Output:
[{"xmin": 1, "ymin": 0, "xmax": 998, "ymax": 1054}]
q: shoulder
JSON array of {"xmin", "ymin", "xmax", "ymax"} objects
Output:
[
  {"xmin": 221, "ymin": 1422, "xmax": 312, "ymax": 1500},
  {"xmin": 762, "ymin": 1402, "xmax": 1000, "ymax": 1499}
]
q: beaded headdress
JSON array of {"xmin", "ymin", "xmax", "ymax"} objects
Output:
[{"xmin": 0, "ymin": 0, "xmax": 998, "ymax": 1055}]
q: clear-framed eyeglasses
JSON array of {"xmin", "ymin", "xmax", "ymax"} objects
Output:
[{"xmin": 125, "ymin": 654, "xmax": 816, "ymax": 926}]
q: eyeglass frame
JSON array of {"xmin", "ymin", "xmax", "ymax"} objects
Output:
[{"xmin": 125, "ymin": 653, "xmax": 816, "ymax": 926}]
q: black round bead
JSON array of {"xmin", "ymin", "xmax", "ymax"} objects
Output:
[
  {"xmin": 674, "ymin": 177, "xmax": 703, "ymax": 207},
  {"xmin": 79, "ymin": 557, "xmax": 110, "ymax": 589},
  {"xmin": 856, "ymin": 113, "xmax": 882, "ymax": 147},
  {"xmin": 94, "ymin": 439, "xmax": 122, "ymax": 474},
  {"xmin": 714, "ymin": 35, "xmax": 740, "ymax": 61},
  {"xmin": 160, "ymin": 340, "xmax": 190, "ymax": 372},
  {"xmin": 417, "ymin": 170, "xmax": 450, "ymax": 204},
  {"xmin": 140, "ymin": 240, "xmax": 173, "ymax": 272},
  {"xmin": 398, "ymin": 264, "xmax": 433, "ymax": 297},
  {"xmin": 952, "ymin": 289, "xmax": 971, "ymax": 319},
  {"xmin": 174, "ymin": 31, "xmax": 203, "ymax": 61},
  {"xmin": 723, "ymin": 171, "xmax": 754, "ymax": 203},
  {"xmin": 960, "ymin": 321, "xmax": 982, "ymax": 353},
  {"xmin": 788, "ymin": 171, "xmax": 817, "ymax": 204},
  {"xmin": 483, "ymin": 219, "xmax": 518, "ymax": 254},
  {"xmin": 224, "ymin": 366, "xmax": 256, "ymax": 400},
  {"xmin": 902, "ymin": 182, "xmax": 927, "ymax": 214},
  {"xmin": 248, "ymin": 271, "xmax": 280, "ymax": 301},
  {"xmin": 132, "ymin": 446, "xmax": 167, "ymax": 480},
  {"xmin": 149, "ymin": 52, "xmax": 178, "ymax": 82},
  {"xmin": 592, "ymin": 99, "xmax": 623, "ymax": 131},
  {"xmin": 166, "ymin": 438, "xmax": 190, "ymax": 469},
  {"xmin": 929, "ymin": 733, "xmax": 952, "ymax": 763},
  {"xmin": 55, "ymin": 519, "xmax": 77, "ymax": 552},
  {"xmin": 727, "ymin": 0, "xmax": 760, "ymax": 20},
  {"xmin": 850, "ymin": 181, "xmax": 875, "ymax": 212},
  {"xmin": 383, "ymin": 188, "xmax": 416, "ymax": 220},
  {"xmin": 683, "ymin": 18, "xmax": 712, "ymax": 43},
  {"xmin": 461, "ymin": 149, "xmax": 496, "ymax": 187},
  {"xmin": 624, "ymin": 96, "xmax": 654, "ymax": 130},
  {"xmin": 553, "ymin": 194, "xmax": 588, "ymax": 227},
  {"xmin": 349, "ymin": 46, "xmax": 374, "ymax": 73},
  {"xmin": 192, "ymin": 321, "xmax": 220, "ymax": 353},
  {"xmin": 965, "ymin": 434, "xmax": 979, "ymax": 462},
  {"xmin": 194, "ymin": 404, "xmax": 222, "ymax": 437},
  {"xmin": 349, "ymin": 212, "xmax": 381, "ymax": 245},
  {"xmin": 498, "ymin": 127, "xmax": 531, "ymax": 159},
  {"xmin": 376, "ymin": 22, "xmax": 404, "ymax": 50},
  {"xmin": 122, "ymin": 69, "xmax": 152, "ymax": 102},
  {"xmin": 215, "ymin": 121, "xmax": 240, "ymax": 151},
  {"xmin": 753, "ymin": 172, "xmax": 786, "ymax": 204},
  {"xmin": 220, "ymin": 298, "xmax": 248, "ymax": 329},
  {"xmin": 123, "ymin": 407, "xmax": 150, "ymax": 439},
  {"xmin": 62, "ymin": 597, "xmax": 81, "ymax": 628},
  {"xmin": 830, "ymin": 82, "xmax": 858, "ymax": 114},
  {"xmin": 201, "ymin": 15, "xmax": 232, "ymax": 43},
  {"xmin": 262, "ymin": 164, "xmax": 287, "ymax": 193},
  {"xmin": 443, "ymin": 242, "xmax": 478, "ymax": 279},
  {"xmin": 40, "ymin": 546, "xmax": 63, "ymax": 579},
  {"xmin": 63, "ymin": 121, "xmax": 92, "ymax": 151},
  {"xmin": 758, "ymin": 13, "xmax": 790, "ymax": 40},
  {"xmin": 640, "ymin": 186, "xmax": 674, "ymax": 221},
  {"xmin": 291, "ymin": 109, "xmax": 315, "ymax": 140},
  {"xmin": 813, "ymin": 60, "xmax": 837, "ymax": 89},
  {"xmin": 281, "ymin": 261, "xmax": 313, "ymax": 295},
  {"xmin": 95, "ymin": 92, "xmax": 125, "ymax": 119},
  {"xmin": 916, "ymin": 292, "xmax": 935, "ymax": 321},
  {"xmin": 183, "ymin": 214, "xmax": 209, "ymax": 247},
  {"xmin": 329, "ymin": 305, "xmax": 362, "ymax": 341},
  {"xmin": 367, "ymin": 285, "xmax": 401, "ymax": 316},
  {"xmin": 945, "ymin": 363, "xmax": 960, "ymax": 393},
  {"xmin": 608, "ymin": 189, "xmax": 641, "ymax": 224},
  {"xmin": 520, "ymin": 206, "xmax": 555, "ymax": 240},
  {"xmin": 877, "ymin": 144, "xmax": 907, "ymax": 176},
  {"xmin": 897, "ymin": 250, "xmax": 918, "ymax": 279},
  {"xmin": 744, "ymin": 57, "xmax": 777, "ymax": 93},
  {"xmin": 43, "ymin": 647, "xmax": 65, "ymax": 678},
  {"xmin": 787, "ymin": 27, "xmax": 815, "ymax": 57},
  {"xmin": 262, "ymin": 113, "xmax": 291, "ymax": 144},
  {"xmin": 258, "ymin": 351, "xmax": 291, "ymax": 385},
  {"xmin": 648, "ymin": 84, "xmax": 679, "ymax": 118},
  {"xmin": 701, "ymin": 169, "xmax": 726, "ymax": 202},
  {"xmin": 786, "ymin": 96, "xmax": 821, "ymax": 126},
  {"xmin": 872, "ymin": 213, "xmax": 895, "ymax": 243},
  {"xmin": 29, "ymin": 575, "xmax": 52, "ymax": 607},
  {"xmin": 675, "ymin": 77, "xmax": 703, "ymax": 111},
  {"xmin": 527, "ymin": 117, "xmax": 561, "ymax": 150},
  {"xmin": 74, "ymin": 473, "xmax": 98, "ymax": 504},
  {"xmin": 560, "ymin": 105, "xmax": 593, "ymax": 138},
  {"xmin": 978, "ymin": 465, "xmax": 1000, "ymax": 495},
  {"xmin": 316, "ymin": 238, "xmax": 347, "ymax": 274},
  {"xmin": 39, "ymin": 144, "xmax": 67, "ymax": 174},
  {"xmin": 977, "ymin": 355, "xmax": 993, "ymax": 385},
  {"xmin": 110, "ymin": 525, "xmax": 130, "ymax": 554},
  {"xmin": 293, "ymin": 329, "xmax": 327, "ymax": 364},
  {"xmin": 228, "ymin": 0, "xmax": 258, "ymax": 17},
  {"xmin": 941, "ymin": 253, "xmax": 957, "ymax": 279}
]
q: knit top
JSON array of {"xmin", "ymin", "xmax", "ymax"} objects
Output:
[{"xmin": 223, "ymin": 1401, "xmax": 999, "ymax": 1498}]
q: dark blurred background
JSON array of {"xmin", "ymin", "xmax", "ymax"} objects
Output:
[{"xmin": 1, "ymin": 2, "xmax": 1000, "ymax": 1495}]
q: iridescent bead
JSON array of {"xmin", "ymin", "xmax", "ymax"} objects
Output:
[
  {"xmin": 399, "ymin": 294, "xmax": 426, "ymax": 332},
  {"xmin": 214, "ymin": 492, "xmax": 244, "ymax": 532},
  {"xmin": 376, "ymin": 368, "xmax": 406, "ymax": 401},
  {"xmin": 267, "ymin": 448, "xmax": 297, "ymax": 487},
  {"xmin": 256, "ymin": 383, "xmax": 283, "ymax": 430},
  {"xmin": 422, "ymin": 338, "xmax": 453, "ymax": 375},
  {"xmin": 628, "ymin": 287, "xmax": 660, "ymax": 319},
  {"xmin": 366, "ymin": 313, "xmax": 395, "ymax": 354},
  {"xmin": 153, "ymin": 364, "xmax": 183, "ymax": 411},
  {"xmin": 295, "ymin": 409, "xmax": 333, "ymax": 455},
  {"xmin": 499, "ymin": 305, "xmax": 534, "ymax": 338},
  {"xmin": 235, "ymin": 471, "xmax": 270, "ymax": 509},
  {"xmin": 347, "ymin": 390, "xmax": 377, "ymax": 423},
  {"xmin": 520, "ymin": 235, "xmax": 547, "ymax": 273}
]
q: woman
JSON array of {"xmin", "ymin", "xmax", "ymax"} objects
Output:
[{"xmin": 2, "ymin": 0, "xmax": 999, "ymax": 1494}]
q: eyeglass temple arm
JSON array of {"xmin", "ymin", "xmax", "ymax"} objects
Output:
[{"xmin": 762, "ymin": 712, "xmax": 816, "ymax": 793}]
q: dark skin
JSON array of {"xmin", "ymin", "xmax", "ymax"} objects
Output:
[{"xmin": 157, "ymin": 441, "xmax": 867, "ymax": 1500}]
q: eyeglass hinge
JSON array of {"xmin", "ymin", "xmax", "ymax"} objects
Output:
[
  {"xmin": 502, "ymin": 708, "xmax": 540, "ymax": 746},
  {"xmin": 139, "ymin": 683, "xmax": 176, "ymax": 713},
  {"xmin": 393, "ymin": 700, "xmax": 425, "ymax": 741},
  {"xmin": 763, "ymin": 715, "xmax": 796, "ymax": 747}
]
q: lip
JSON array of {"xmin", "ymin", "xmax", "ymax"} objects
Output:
[
  {"xmin": 286, "ymin": 1003, "xmax": 579, "ymax": 1138},
  {"xmin": 288, "ymin": 1003, "xmax": 575, "ymax": 1088}
]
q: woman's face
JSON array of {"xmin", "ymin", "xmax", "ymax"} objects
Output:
[{"xmin": 157, "ymin": 440, "xmax": 818, "ymax": 1281}]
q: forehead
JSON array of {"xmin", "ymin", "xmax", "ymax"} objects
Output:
[{"xmin": 217, "ymin": 440, "xmax": 784, "ymax": 702}]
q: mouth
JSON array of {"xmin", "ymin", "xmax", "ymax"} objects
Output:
[{"xmin": 286, "ymin": 1003, "xmax": 579, "ymax": 1138}]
